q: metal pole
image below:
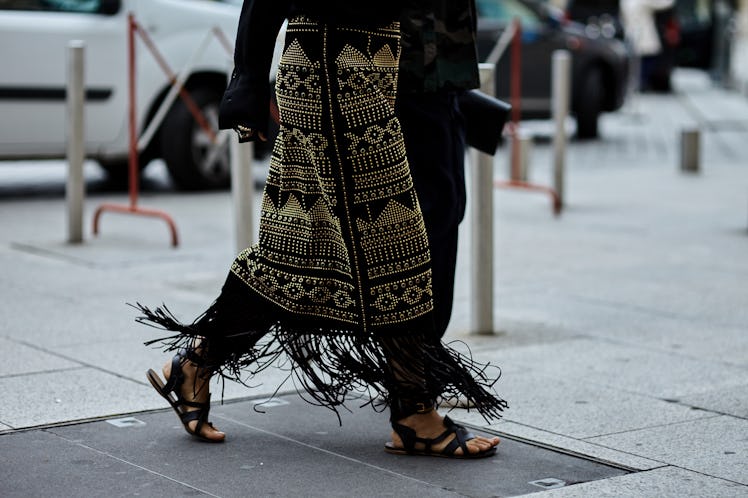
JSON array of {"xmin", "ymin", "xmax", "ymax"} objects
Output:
[
  {"xmin": 509, "ymin": 18, "xmax": 523, "ymax": 181},
  {"xmin": 66, "ymin": 41, "xmax": 85, "ymax": 244},
  {"xmin": 231, "ymin": 133, "xmax": 255, "ymax": 253},
  {"xmin": 680, "ymin": 128, "xmax": 700, "ymax": 173},
  {"xmin": 471, "ymin": 149, "xmax": 495, "ymax": 335},
  {"xmin": 712, "ymin": 0, "xmax": 732, "ymax": 86},
  {"xmin": 551, "ymin": 50, "xmax": 570, "ymax": 211},
  {"xmin": 127, "ymin": 13, "xmax": 139, "ymax": 210},
  {"xmin": 516, "ymin": 129, "xmax": 532, "ymax": 182},
  {"xmin": 470, "ymin": 64, "xmax": 497, "ymax": 335}
]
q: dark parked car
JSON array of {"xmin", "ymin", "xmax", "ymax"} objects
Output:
[
  {"xmin": 675, "ymin": 0, "xmax": 737, "ymax": 76},
  {"xmin": 565, "ymin": 0, "xmax": 737, "ymax": 91},
  {"xmin": 566, "ymin": 0, "xmax": 624, "ymax": 40},
  {"xmin": 566, "ymin": 0, "xmax": 679, "ymax": 92},
  {"xmin": 476, "ymin": 0, "xmax": 630, "ymax": 139}
]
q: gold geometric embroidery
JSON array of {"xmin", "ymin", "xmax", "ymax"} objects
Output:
[
  {"xmin": 336, "ymin": 43, "xmax": 398, "ymax": 70},
  {"xmin": 373, "ymin": 292, "xmax": 397, "ymax": 311},
  {"xmin": 372, "ymin": 44, "xmax": 397, "ymax": 67},
  {"xmin": 336, "ymin": 45, "xmax": 372, "ymax": 68},
  {"xmin": 233, "ymin": 19, "xmax": 433, "ymax": 329},
  {"xmin": 282, "ymin": 38, "xmax": 316, "ymax": 69},
  {"xmin": 355, "ymin": 199, "xmax": 417, "ymax": 232}
]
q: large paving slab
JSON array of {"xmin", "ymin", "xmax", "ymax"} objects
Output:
[
  {"xmin": 588, "ymin": 415, "xmax": 748, "ymax": 485},
  {"xmin": 520, "ymin": 465, "xmax": 747, "ymax": 498},
  {"xmin": 483, "ymin": 295, "xmax": 748, "ymax": 366},
  {"xmin": 0, "ymin": 430, "xmax": 201, "ymax": 498},
  {"xmin": 679, "ymin": 384, "xmax": 748, "ymax": 419},
  {"xmin": 484, "ymin": 238, "xmax": 748, "ymax": 338},
  {"xmin": 452, "ymin": 366, "xmax": 716, "ymax": 440},
  {"xmin": 0, "ymin": 337, "xmax": 80, "ymax": 377},
  {"xmin": 0, "ymin": 394, "xmax": 628, "ymax": 498},
  {"xmin": 479, "ymin": 337, "xmax": 748, "ymax": 399},
  {"xmin": 463, "ymin": 420, "xmax": 666, "ymax": 471},
  {"xmin": 0, "ymin": 368, "xmax": 158, "ymax": 429},
  {"xmin": 680, "ymin": 84, "xmax": 748, "ymax": 127},
  {"xmin": 2, "ymin": 298, "xmax": 149, "ymax": 349}
]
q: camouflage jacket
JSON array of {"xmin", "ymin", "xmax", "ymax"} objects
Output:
[{"xmin": 398, "ymin": 0, "xmax": 480, "ymax": 93}]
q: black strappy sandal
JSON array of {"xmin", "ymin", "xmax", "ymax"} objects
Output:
[
  {"xmin": 385, "ymin": 415, "xmax": 496, "ymax": 459},
  {"xmin": 146, "ymin": 350, "xmax": 224, "ymax": 443}
]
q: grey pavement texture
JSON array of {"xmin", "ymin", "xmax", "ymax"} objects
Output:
[
  {"xmin": 1, "ymin": 69, "xmax": 747, "ymax": 496},
  {"xmin": 0, "ymin": 394, "xmax": 627, "ymax": 498}
]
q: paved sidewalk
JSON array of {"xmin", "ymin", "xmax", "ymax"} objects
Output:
[{"xmin": 1, "ymin": 70, "xmax": 746, "ymax": 496}]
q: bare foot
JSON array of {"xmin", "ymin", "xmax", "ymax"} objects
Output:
[
  {"xmin": 388, "ymin": 410, "xmax": 499, "ymax": 457},
  {"xmin": 162, "ymin": 359, "xmax": 225, "ymax": 442}
]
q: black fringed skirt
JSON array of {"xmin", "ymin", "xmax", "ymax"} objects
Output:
[{"xmin": 137, "ymin": 16, "xmax": 507, "ymax": 421}]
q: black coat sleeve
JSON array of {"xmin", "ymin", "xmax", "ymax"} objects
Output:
[{"xmin": 218, "ymin": 0, "xmax": 290, "ymax": 136}]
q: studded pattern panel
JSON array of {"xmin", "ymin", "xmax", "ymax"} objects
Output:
[{"xmin": 231, "ymin": 17, "xmax": 433, "ymax": 332}]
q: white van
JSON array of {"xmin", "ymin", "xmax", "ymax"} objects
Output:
[{"xmin": 0, "ymin": 0, "xmax": 253, "ymax": 189}]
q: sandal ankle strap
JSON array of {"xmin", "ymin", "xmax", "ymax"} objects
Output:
[{"xmin": 390, "ymin": 398, "xmax": 436, "ymax": 421}]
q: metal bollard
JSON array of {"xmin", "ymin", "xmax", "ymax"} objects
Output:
[
  {"xmin": 511, "ymin": 129, "xmax": 532, "ymax": 182},
  {"xmin": 470, "ymin": 148, "xmax": 495, "ymax": 335},
  {"xmin": 469, "ymin": 64, "xmax": 497, "ymax": 335},
  {"xmin": 552, "ymin": 50, "xmax": 570, "ymax": 210},
  {"xmin": 66, "ymin": 41, "xmax": 85, "ymax": 244},
  {"xmin": 230, "ymin": 133, "xmax": 255, "ymax": 253},
  {"xmin": 680, "ymin": 128, "xmax": 700, "ymax": 173}
]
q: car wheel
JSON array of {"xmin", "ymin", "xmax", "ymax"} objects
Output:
[
  {"xmin": 576, "ymin": 67, "xmax": 602, "ymax": 140},
  {"xmin": 98, "ymin": 158, "xmax": 144, "ymax": 189},
  {"xmin": 161, "ymin": 87, "xmax": 230, "ymax": 190}
]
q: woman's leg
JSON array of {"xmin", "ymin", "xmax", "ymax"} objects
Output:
[
  {"xmin": 380, "ymin": 337, "xmax": 500, "ymax": 457},
  {"xmin": 158, "ymin": 349, "xmax": 225, "ymax": 442}
]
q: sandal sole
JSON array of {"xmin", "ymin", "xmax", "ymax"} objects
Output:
[{"xmin": 384, "ymin": 443, "xmax": 497, "ymax": 459}]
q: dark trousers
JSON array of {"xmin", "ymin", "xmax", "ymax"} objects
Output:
[{"xmin": 397, "ymin": 91, "xmax": 467, "ymax": 340}]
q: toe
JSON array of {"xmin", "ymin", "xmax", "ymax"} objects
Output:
[
  {"xmin": 206, "ymin": 429, "xmax": 226, "ymax": 442},
  {"xmin": 189, "ymin": 421, "xmax": 225, "ymax": 441},
  {"xmin": 468, "ymin": 435, "xmax": 499, "ymax": 454},
  {"xmin": 202, "ymin": 422, "xmax": 225, "ymax": 441}
]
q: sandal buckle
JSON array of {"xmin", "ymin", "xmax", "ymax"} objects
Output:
[{"xmin": 415, "ymin": 402, "xmax": 431, "ymax": 414}]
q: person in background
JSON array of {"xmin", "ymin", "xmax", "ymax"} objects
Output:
[{"xmin": 621, "ymin": 0, "xmax": 676, "ymax": 91}]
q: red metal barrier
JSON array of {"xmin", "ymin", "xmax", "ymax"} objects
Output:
[
  {"xmin": 212, "ymin": 26, "xmax": 234, "ymax": 57},
  {"xmin": 92, "ymin": 17, "xmax": 235, "ymax": 246},
  {"xmin": 92, "ymin": 13, "xmax": 179, "ymax": 247},
  {"xmin": 133, "ymin": 20, "xmax": 216, "ymax": 143},
  {"xmin": 495, "ymin": 18, "xmax": 562, "ymax": 216}
]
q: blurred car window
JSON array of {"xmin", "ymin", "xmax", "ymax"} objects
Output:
[
  {"xmin": 0, "ymin": 0, "xmax": 101, "ymax": 12},
  {"xmin": 677, "ymin": 0, "xmax": 711, "ymax": 29},
  {"xmin": 0, "ymin": 0, "xmax": 285, "ymax": 189},
  {"xmin": 0, "ymin": 0, "xmax": 242, "ymax": 189},
  {"xmin": 476, "ymin": 0, "xmax": 542, "ymax": 31},
  {"xmin": 475, "ymin": 0, "xmax": 631, "ymax": 139}
]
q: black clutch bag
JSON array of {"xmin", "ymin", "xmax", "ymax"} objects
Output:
[{"xmin": 457, "ymin": 90, "xmax": 511, "ymax": 156}]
